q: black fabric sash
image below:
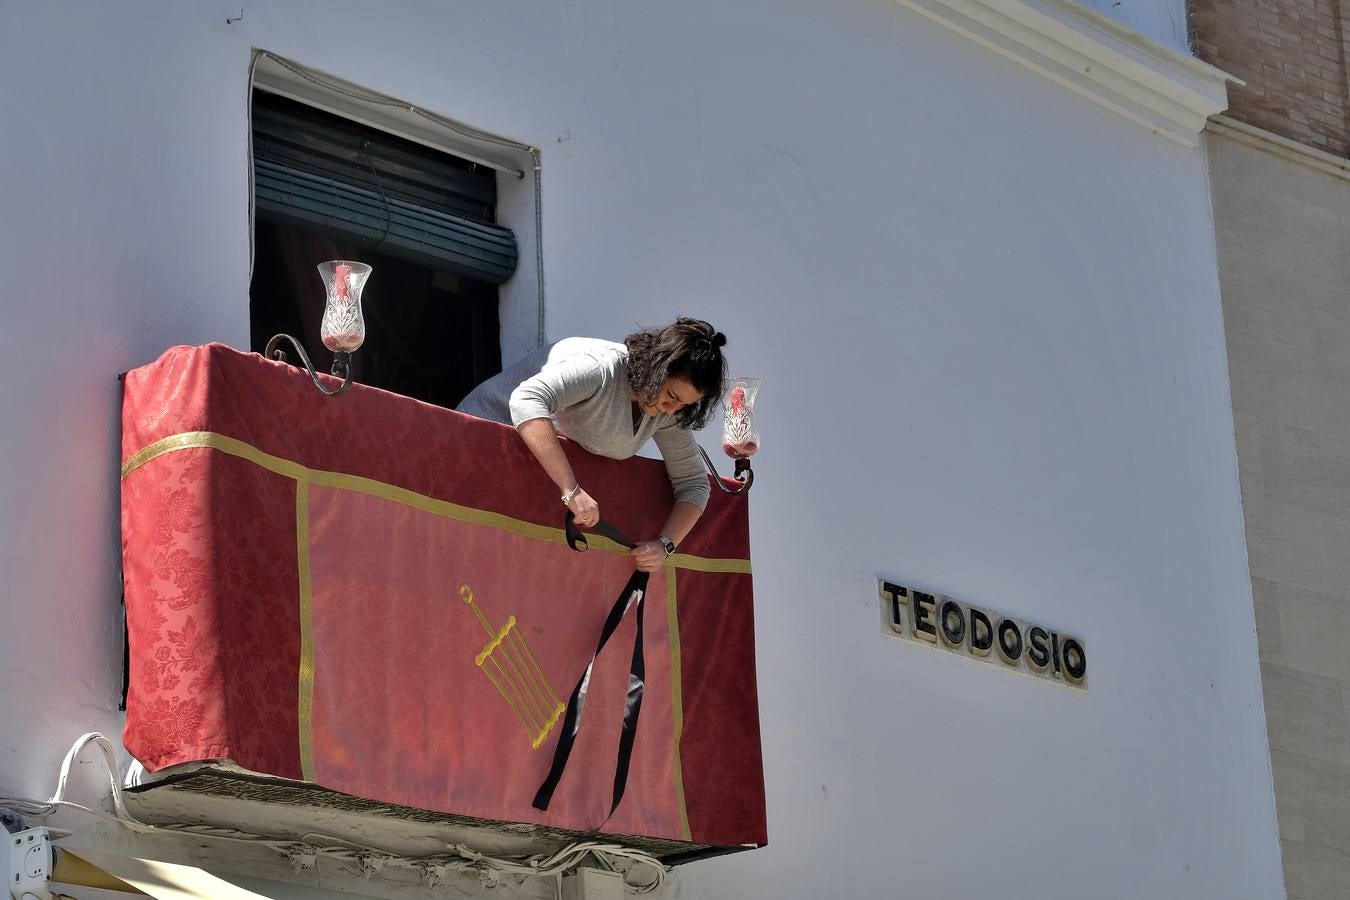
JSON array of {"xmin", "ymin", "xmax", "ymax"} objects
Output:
[{"xmin": 531, "ymin": 513, "xmax": 648, "ymax": 817}]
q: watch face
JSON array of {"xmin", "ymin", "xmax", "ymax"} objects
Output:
[{"xmin": 660, "ymin": 537, "xmax": 676, "ymax": 555}]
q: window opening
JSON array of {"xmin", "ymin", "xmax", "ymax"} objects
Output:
[{"xmin": 249, "ymin": 89, "xmax": 506, "ymax": 408}]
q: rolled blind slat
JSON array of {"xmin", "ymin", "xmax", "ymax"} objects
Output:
[{"xmin": 252, "ymin": 93, "xmax": 518, "ymax": 284}]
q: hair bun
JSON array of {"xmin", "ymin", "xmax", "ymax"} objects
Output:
[{"xmin": 712, "ymin": 332, "xmax": 727, "ymax": 349}]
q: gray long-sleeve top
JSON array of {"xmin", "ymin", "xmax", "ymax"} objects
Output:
[{"xmin": 456, "ymin": 338, "xmax": 712, "ymax": 510}]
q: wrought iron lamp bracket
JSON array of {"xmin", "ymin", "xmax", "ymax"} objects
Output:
[
  {"xmin": 700, "ymin": 446, "xmax": 754, "ymax": 495},
  {"xmin": 264, "ymin": 333, "xmax": 354, "ymax": 397}
]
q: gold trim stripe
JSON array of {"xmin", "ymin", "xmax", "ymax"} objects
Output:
[
  {"xmin": 295, "ymin": 479, "xmax": 317, "ymax": 783},
  {"xmin": 667, "ymin": 552, "xmax": 753, "ymax": 575},
  {"xmin": 667, "ymin": 566, "xmax": 691, "ymax": 842},
  {"xmin": 122, "ymin": 431, "xmax": 753, "ymax": 573},
  {"xmin": 120, "ymin": 432, "xmax": 223, "ymax": 479}
]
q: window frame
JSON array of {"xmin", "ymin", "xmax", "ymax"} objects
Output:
[{"xmin": 248, "ymin": 51, "xmax": 546, "ymax": 356}]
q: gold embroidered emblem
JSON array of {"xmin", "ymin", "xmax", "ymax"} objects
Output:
[{"xmin": 460, "ymin": 584, "xmax": 565, "ymax": 749}]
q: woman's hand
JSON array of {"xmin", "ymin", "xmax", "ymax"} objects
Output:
[
  {"xmin": 566, "ymin": 488, "xmax": 600, "ymax": 528},
  {"xmin": 630, "ymin": 541, "xmax": 668, "ymax": 573}
]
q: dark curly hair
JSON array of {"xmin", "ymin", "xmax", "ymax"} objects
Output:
[{"xmin": 624, "ymin": 317, "xmax": 728, "ymax": 430}]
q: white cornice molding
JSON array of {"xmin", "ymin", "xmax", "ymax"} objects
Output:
[{"xmin": 894, "ymin": 0, "xmax": 1238, "ymax": 147}]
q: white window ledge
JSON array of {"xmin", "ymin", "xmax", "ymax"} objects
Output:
[{"xmin": 895, "ymin": 0, "xmax": 1238, "ymax": 147}]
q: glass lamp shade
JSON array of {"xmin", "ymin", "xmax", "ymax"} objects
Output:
[
  {"xmin": 722, "ymin": 377, "xmax": 761, "ymax": 458},
  {"xmin": 318, "ymin": 260, "xmax": 371, "ymax": 353}
]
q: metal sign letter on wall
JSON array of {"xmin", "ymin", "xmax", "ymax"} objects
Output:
[{"xmin": 878, "ymin": 579, "xmax": 1087, "ymax": 689}]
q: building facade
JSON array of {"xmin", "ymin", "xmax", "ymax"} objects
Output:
[
  {"xmin": 1, "ymin": 1, "xmax": 1284, "ymax": 898},
  {"xmin": 1192, "ymin": 1, "xmax": 1350, "ymax": 896}
]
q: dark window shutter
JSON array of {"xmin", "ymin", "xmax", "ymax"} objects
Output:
[{"xmin": 252, "ymin": 91, "xmax": 518, "ymax": 285}]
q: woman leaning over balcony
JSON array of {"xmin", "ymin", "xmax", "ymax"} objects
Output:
[{"xmin": 456, "ymin": 317, "xmax": 727, "ymax": 573}]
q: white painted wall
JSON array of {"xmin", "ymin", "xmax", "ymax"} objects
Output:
[{"xmin": 0, "ymin": 2, "xmax": 1280, "ymax": 899}]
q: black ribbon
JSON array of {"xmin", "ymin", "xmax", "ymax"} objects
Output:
[{"xmin": 532, "ymin": 513, "xmax": 648, "ymax": 817}]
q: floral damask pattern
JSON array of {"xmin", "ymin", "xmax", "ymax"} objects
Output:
[
  {"xmin": 137, "ymin": 617, "xmax": 208, "ymax": 694},
  {"xmin": 122, "ymin": 441, "xmax": 300, "ymax": 775},
  {"xmin": 122, "ymin": 451, "xmax": 216, "ymax": 767},
  {"xmin": 152, "ymin": 489, "xmax": 198, "ymax": 544},
  {"xmin": 136, "ymin": 696, "xmax": 207, "ymax": 763}
]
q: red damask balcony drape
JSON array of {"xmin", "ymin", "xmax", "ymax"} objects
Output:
[{"xmin": 119, "ymin": 344, "xmax": 766, "ymax": 851}]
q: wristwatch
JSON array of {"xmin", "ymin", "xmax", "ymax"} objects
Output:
[{"xmin": 658, "ymin": 536, "xmax": 677, "ymax": 556}]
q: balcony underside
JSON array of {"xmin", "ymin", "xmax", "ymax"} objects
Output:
[{"xmin": 127, "ymin": 764, "xmax": 735, "ymax": 865}]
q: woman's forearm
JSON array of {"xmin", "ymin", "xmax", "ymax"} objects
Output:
[
  {"xmin": 518, "ymin": 417, "xmax": 600, "ymax": 526},
  {"xmin": 659, "ymin": 501, "xmax": 703, "ymax": 546},
  {"xmin": 516, "ymin": 417, "xmax": 578, "ymax": 493}
]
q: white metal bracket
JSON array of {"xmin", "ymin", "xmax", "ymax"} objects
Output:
[
  {"xmin": 7, "ymin": 826, "xmax": 52, "ymax": 900},
  {"xmin": 561, "ymin": 865, "xmax": 625, "ymax": 900}
]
